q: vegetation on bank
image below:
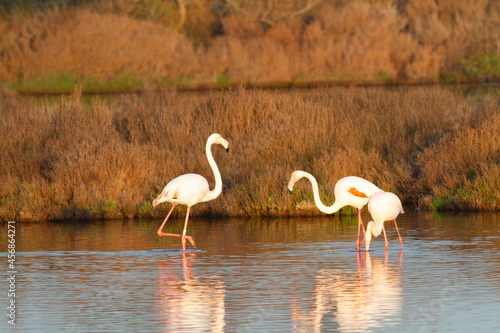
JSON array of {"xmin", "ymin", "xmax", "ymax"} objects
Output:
[
  {"xmin": 1, "ymin": 86, "xmax": 499, "ymax": 221},
  {"xmin": 0, "ymin": 0, "xmax": 499, "ymax": 94}
]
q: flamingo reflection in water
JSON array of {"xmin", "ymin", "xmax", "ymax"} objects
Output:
[
  {"xmin": 156, "ymin": 252, "xmax": 225, "ymax": 332},
  {"xmin": 292, "ymin": 251, "xmax": 403, "ymax": 332}
]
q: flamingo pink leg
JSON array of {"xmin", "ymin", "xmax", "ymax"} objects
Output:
[
  {"xmin": 157, "ymin": 204, "xmax": 177, "ymax": 237},
  {"xmin": 382, "ymin": 225, "xmax": 389, "ymax": 251},
  {"xmin": 180, "ymin": 206, "xmax": 196, "ymax": 251},
  {"xmin": 356, "ymin": 208, "xmax": 367, "ymax": 250},
  {"xmin": 157, "ymin": 204, "xmax": 196, "ymax": 251},
  {"xmin": 394, "ymin": 219, "xmax": 403, "ymax": 250}
]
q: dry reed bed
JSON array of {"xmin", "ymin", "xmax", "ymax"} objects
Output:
[
  {"xmin": 0, "ymin": 0, "xmax": 498, "ymax": 91},
  {"xmin": 0, "ymin": 86, "xmax": 498, "ymax": 221}
]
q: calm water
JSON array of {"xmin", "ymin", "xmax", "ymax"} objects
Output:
[{"xmin": 2, "ymin": 212, "xmax": 500, "ymax": 332}]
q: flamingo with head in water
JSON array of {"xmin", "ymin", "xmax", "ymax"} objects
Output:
[
  {"xmin": 364, "ymin": 191, "xmax": 404, "ymax": 252},
  {"xmin": 153, "ymin": 133, "xmax": 229, "ymax": 251},
  {"xmin": 288, "ymin": 171, "xmax": 382, "ymax": 251}
]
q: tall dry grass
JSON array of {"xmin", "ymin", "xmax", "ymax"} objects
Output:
[
  {"xmin": 416, "ymin": 109, "xmax": 500, "ymax": 210},
  {"xmin": 0, "ymin": 0, "xmax": 498, "ymax": 91},
  {"xmin": 0, "ymin": 9, "xmax": 197, "ymax": 82},
  {"xmin": 1, "ymin": 86, "xmax": 498, "ymax": 221}
]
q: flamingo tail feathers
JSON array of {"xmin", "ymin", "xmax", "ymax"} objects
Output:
[{"xmin": 153, "ymin": 188, "xmax": 179, "ymax": 206}]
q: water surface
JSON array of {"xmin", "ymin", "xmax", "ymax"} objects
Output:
[{"xmin": 2, "ymin": 212, "xmax": 500, "ymax": 332}]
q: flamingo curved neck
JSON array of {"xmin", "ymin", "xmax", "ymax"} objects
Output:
[
  {"xmin": 201, "ymin": 138, "xmax": 222, "ymax": 202},
  {"xmin": 367, "ymin": 221, "xmax": 383, "ymax": 237},
  {"xmin": 302, "ymin": 172, "xmax": 343, "ymax": 214}
]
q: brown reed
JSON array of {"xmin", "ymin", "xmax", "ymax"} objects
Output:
[
  {"xmin": 0, "ymin": 0, "xmax": 498, "ymax": 92},
  {"xmin": 0, "ymin": 86, "xmax": 498, "ymax": 221}
]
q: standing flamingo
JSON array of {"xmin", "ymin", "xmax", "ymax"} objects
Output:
[
  {"xmin": 288, "ymin": 171, "xmax": 382, "ymax": 251},
  {"xmin": 364, "ymin": 191, "xmax": 404, "ymax": 252},
  {"xmin": 153, "ymin": 133, "xmax": 229, "ymax": 251}
]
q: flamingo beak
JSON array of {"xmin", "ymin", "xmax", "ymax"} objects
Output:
[
  {"xmin": 365, "ymin": 234, "xmax": 371, "ymax": 252},
  {"xmin": 364, "ymin": 223, "xmax": 373, "ymax": 252}
]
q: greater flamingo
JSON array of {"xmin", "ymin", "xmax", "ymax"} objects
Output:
[
  {"xmin": 364, "ymin": 191, "xmax": 404, "ymax": 252},
  {"xmin": 288, "ymin": 171, "xmax": 382, "ymax": 250},
  {"xmin": 153, "ymin": 133, "xmax": 229, "ymax": 251}
]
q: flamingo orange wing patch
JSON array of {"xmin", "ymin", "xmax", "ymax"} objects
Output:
[
  {"xmin": 162, "ymin": 189, "xmax": 179, "ymax": 199},
  {"xmin": 348, "ymin": 187, "xmax": 368, "ymax": 198},
  {"xmin": 158, "ymin": 189, "xmax": 175, "ymax": 201}
]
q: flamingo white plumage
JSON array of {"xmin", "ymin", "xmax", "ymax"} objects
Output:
[
  {"xmin": 364, "ymin": 191, "xmax": 404, "ymax": 252},
  {"xmin": 153, "ymin": 133, "xmax": 229, "ymax": 251},
  {"xmin": 288, "ymin": 171, "xmax": 382, "ymax": 251}
]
